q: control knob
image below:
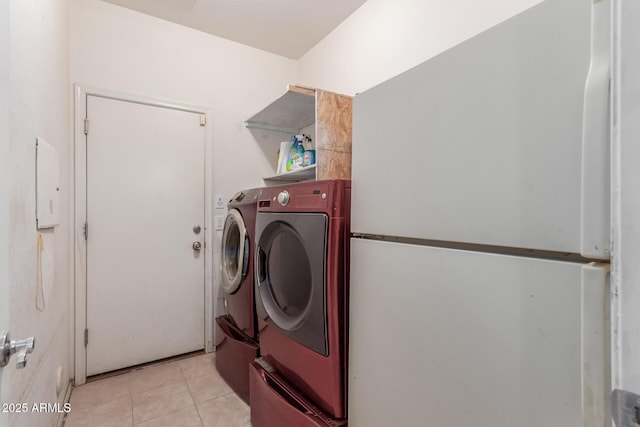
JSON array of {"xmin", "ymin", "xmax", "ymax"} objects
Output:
[{"xmin": 277, "ymin": 191, "xmax": 290, "ymax": 206}]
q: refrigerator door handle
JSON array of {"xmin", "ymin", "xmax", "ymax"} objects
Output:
[{"xmin": 581, "ymin": 0, "xmax": 611, "ymax": 260}]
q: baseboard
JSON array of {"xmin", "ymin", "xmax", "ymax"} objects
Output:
[{"xmin": 55, "ymin": 380, "xmax": 73, "ymax": 427}]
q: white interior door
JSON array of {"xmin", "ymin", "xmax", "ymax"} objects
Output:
[{"xmin": 86, "ymin": 95, "xmax": 205, "ymax": 376}]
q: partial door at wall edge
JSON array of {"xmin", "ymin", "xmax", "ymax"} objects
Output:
[{"xmin": 84, "ymin": 95, "xmax": 206, "ymax": 376}]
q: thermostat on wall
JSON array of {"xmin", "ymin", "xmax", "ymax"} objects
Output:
[{"xmin": 36, "ymin": 138, "xmax": 60, "ymax": 229}]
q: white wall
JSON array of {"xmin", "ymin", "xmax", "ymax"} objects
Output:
[
  {"xmin": 70, "ymin": 0, "xmax": 298, "ymax": 350},
  {"xmin": 298, "ymin": 0, "xmax": 543, "ymax": 95},
  {"xmin": 3, "ymin": 1, "xmax": 72, "ymax": 426},
  {"xmin": 70, "ymin": 0, "xmax": 297, "ymax": 190},
  {"xmin": 0, "ymin": 2, "xmax": 11, "ymax": 424}
]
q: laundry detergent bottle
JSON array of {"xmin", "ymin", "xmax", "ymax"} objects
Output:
[{"xmin": 286, "ymin": 135, "xmax": 304, "ymax": 172}]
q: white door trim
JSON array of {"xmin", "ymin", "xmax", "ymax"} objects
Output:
[{"xmin": 73, "ymin": 84, "xmax": 214, "ymax": 385}]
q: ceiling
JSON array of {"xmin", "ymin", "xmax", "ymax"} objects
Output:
[{"xmin": 101, "ymin": 0, "xmax": 368, "ymax": 59}]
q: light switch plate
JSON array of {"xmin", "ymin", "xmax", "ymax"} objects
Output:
[{"xmin": 215, "ymin": 194, "xmax": 225, "ymax": 209}]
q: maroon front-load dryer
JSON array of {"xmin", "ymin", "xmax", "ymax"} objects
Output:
[
  {"xmin": 215, "ymin": 188, "xmax": 260, "ymax": 404},
  {"xmin": 250, "ymin": 180, "xmax": 351, "ymax": 426}
]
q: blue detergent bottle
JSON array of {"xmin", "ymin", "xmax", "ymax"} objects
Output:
[{"xmin": 286, "ymin": 135, "xmax": 305, "ymax": 171}]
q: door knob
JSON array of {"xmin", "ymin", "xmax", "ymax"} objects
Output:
[
  {"xmin": 192, "ymin": 241, "xmax": 202, "ymax": 251},
  {"xmin": 1, "ymin": 331, "xmax": 36, "ymax": 369}
]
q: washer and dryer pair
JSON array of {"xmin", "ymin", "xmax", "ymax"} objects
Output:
[{"xmin": 217, "ymin": 180, "xmax": 351, "ymax": 426}]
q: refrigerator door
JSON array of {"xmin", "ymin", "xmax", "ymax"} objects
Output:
[
  {"xmin": 349, "ymin": 238, "xmax": 609, "ymax": 427},
  {"xmin": 352, "ymin": 0, "xmax": 609, "ymax": 258}
]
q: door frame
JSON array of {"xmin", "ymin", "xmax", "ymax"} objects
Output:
[{"xmin": 73, "ymin": 84, "xmax": 214, "ymax": 385}]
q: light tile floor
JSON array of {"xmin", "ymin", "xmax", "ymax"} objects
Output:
[{"xmin": 63, "ymin": 353, "xmax": 251, "ymax": 427}]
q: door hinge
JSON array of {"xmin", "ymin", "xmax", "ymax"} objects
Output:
[
  {"xmin": 84, "ymin": 329, "xmax": 89, "ymax": 347},
  {"xmin": 612, "ymin": 389, "xmax": 640, "ymax": 427},
  {"xmin": 84, "ymin": 118, "xmax": 89, "ymax": 135},
  {"xmin": 199, "ymin": 115, "xmax": 206, "ymax": 126},
  {"xmin": 83, "ymin": 222, "xmax": 88, "ymax": 240}
]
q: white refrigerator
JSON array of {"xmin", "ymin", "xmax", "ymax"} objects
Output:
[{"xmin": 349, "ymin": 0, "xmax": 611, "ymax": 426}]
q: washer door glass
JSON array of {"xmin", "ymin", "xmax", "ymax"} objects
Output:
[
  {"xmin": 221, "ymin": 209, "xmax": 249, "ymax": 294},
  {"xmin": 255, "ymin": 212, "xmax": 328, "ymax": 355}
]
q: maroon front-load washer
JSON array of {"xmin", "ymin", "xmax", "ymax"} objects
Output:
[
  {"xmin": 215, "ymin": 188, "xmax": 261, "ymax": 404},
  {"xmin": 250, "ymin": 180, "xmax": 351, "ymax": 426}
]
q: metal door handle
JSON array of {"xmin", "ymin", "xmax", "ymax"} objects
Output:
[
  {"xmin": 192, "ymin": 241, "xmax": 202, "ymax": 251},
  {"xmin": 1, "ymin": 331, "xmax": 36, "ymax": 369}
]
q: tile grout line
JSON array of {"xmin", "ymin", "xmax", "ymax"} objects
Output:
[
  {"xmin": 182, "ymin": 360, "xmax": 206, "ymax": 427},
  {"xmin": 129, "ymin": 395, "xmax": 134, "ymax": 427}
]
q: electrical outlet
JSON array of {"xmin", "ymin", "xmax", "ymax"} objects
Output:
[{"xmin": 215, "ymin": 215, "xmax": 224, "ymax": 230}]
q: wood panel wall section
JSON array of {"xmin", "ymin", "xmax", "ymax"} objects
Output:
[{"xmin": 316, "ymin": 89, "xmax": 353, "ymax": 180}]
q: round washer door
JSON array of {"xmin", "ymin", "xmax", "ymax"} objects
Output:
[
  {"xmin": 255, "ymin": 212, "xmax": 328, "ymax": 355},
  {"xmin": 221, "ymin": 209, "xmax": 249, "ymax": 294}
]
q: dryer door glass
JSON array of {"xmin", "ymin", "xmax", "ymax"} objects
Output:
[
  {"xmin": 270, "ymin": 229, "xmax": 312, "ymax": 318},
  {"xmin": 255, "ymin": 212, "xmax": 328, "ymax": 355},
  {"xmin": 222, "ymin": 209, "xmax": 247, "ymax": 294}
]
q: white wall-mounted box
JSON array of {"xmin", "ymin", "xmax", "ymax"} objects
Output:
[{"xmin": 36, "ymin": 138, "xmax": 60, "ymax": 229}]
